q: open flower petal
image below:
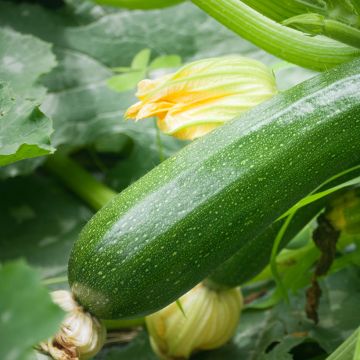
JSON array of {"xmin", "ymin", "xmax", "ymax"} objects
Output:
[{"xmin": 126, "ymin": 56, "xmax": 277, "ymax": 140}]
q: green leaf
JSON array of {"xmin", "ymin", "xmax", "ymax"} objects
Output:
[
  {"xmin": 95, "ymin": 331, "xmax": 157, "ymax": 360},
  {"xmin": 0, "ymin": 260, "xmax": 64, "ymax": 360},
  {"xmin": 131, "ymin": 48, "xmax": 151, "ymax": 70},
  {"xmin": 0, "ymin": 27, "xmax": 56, "ymax": 97},
  {"xmin": 0, "ymin": 83, "xmax": 54, "ymax": 166},
  {"xmin": 0, "ymin": 1, "xmax": 315, "ymax": 179},
  {"xmin": 149, "ymin": 55, "xmax": 182, "ymax": 70},
  {"xmin": 107, "ymin": 71, "xmax": 146, "ymax": 92},
  {"xmin": 0, "ymin": 1, "xmax": 314, "ymax": 155},
  {"xmin": 0, "ymin": 174, "xmax": 92, "ymax": 278},
  {"xmin": 0, "ymin": 28, "xmax": 56, "ymax": 167}
]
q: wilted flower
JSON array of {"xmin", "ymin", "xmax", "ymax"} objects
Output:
[
  {"xmin": 146, "ymin": 283, "xmax": 243, "ymax": 359},
  {"xmin": 126, "ymin": 56, "xmax": 277, "ymax": 140},
  {"xmin": 39, "ymin": 290, "xmax": 106, "ymax": 360}
]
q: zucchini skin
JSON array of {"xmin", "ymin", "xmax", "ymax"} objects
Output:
[
  {"xmin": 208, "ymin": 202, "xmax": 323, "ymax": 288},
  {"xmin": 69, "ymin": 58, "xmax": 360, "ymax": 319},
  {"xmin": 208, "ymin": 174, "xmax": 360, "ymax": 288}
]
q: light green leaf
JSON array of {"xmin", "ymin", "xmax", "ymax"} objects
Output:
[
  {"xmin": 149, "ymin": 55, "xmax": 182, "ymax": 70},
  {"xmin": 107, "ymin": 71, "xmax": 146, "ymax": 92},
  {"xmin": 112, "ymin": 66, "xmax": 133, "ymax": 72},
  {"xmin": 0, "ymin": 260, "xmax": 64, "ymax": 360},
  {"xmin": 131, "ymin": 48, "xmax": 151, "ymax": 70}
]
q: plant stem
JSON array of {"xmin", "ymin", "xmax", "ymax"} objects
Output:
[
  {"xmin": 45, "ymin": 153, "xmax": 116, "ymax": 211},
  {"xmin": 191, "ymin": 0, "xmax": 360, "ymax": 71},
  {"xmin": 241, "ymin": 0, "xmax": 325, "ymax": 22},
  {"xmin": 283, "ymin": 15, "xmax": 360, "ymax": 49}
]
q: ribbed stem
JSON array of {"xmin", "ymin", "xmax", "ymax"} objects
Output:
[
  {"xmin": 191, "ymin": 0, "xmax": 360, "ymax": 71},
  {"xmin": 45, "ymin": 153, "xmax": 116, "ymax": 211},
  {"xmin": 241, "ymin": 0, "xmax": 325, "ymax": 22},
  {"xmin": 324, "ymin": 19, "xmax": 360, "ymax": 48},
  {"xmin": 284, "ymin": 14, "xmax": 360, "ymax": 49}
]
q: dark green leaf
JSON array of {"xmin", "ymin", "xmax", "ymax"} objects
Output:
[
  {"xmin": 95, "ymin": 331, "xmax": 157, "ymax": 360},
  {"xmin": 0, "ymin": 174, "xmax": 92, "ymax": 278}
]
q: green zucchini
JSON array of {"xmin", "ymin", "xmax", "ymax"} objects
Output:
[
  {"xmin": 208, "ymin": 174, "xmax": 360, "ymax": 288},
  {"xmin": 68, "ymin": 58, "xmax": 360, "ymax": 319}
]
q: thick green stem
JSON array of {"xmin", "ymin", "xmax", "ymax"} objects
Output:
[
  {"xmin": 191, "ymin": 0, "xmax": 360, "ymax": 71},
  {"xmin": 46, "ymin": 153, "xmax": 116, "ymax": 211},
  {"xmin": 284, "ymin": 14, "xmax": 360, "ymax": 49},
  {"xmin": 241, "ymin": 0, "xmax": 325, "ymax": 22}
]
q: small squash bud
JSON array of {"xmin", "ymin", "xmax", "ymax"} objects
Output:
[
  {"xmin": 125, "ymin": 55, "xmax": 277, "ymax": 140},
  {"xmin": 39, "ymin": 290, "xmax": 106, "ymax": 360},
  {"xmin": 145, "ymin": 283, "xmax": 243, "ymax": 359}
]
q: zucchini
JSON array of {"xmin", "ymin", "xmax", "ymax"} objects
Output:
[
  {"xmin": 208, "ymin": 175, "xmax": 360, "ymax": 288},
  {"xmin": 68, "ymin": 58, "xmax": 360, "ymax": 319}
]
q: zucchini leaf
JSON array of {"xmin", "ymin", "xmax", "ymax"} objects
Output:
[
  {"xmin": 0, "ymin": 1, "xmax": 314, "ymax": 178},
  {"xmin": 0, "ymin": 28, "xmax": 56, "ymax": 167},
  {"xmin": 0, "ymin": 175, "xmax": 92, "ymax": 278}
]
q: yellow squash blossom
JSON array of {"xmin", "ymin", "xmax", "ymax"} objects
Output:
[
  {"xmin": 146, "ymin": 283, "xmax": 243, "ymax": 359},
  {"xmin": 126, "ymin": 55, "xmax": 277, "ymax": 140}
]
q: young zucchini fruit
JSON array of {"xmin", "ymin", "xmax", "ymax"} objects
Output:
[{"xmin": 68, "ymin": 58, "xmax": 360, "ymax": 319}]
